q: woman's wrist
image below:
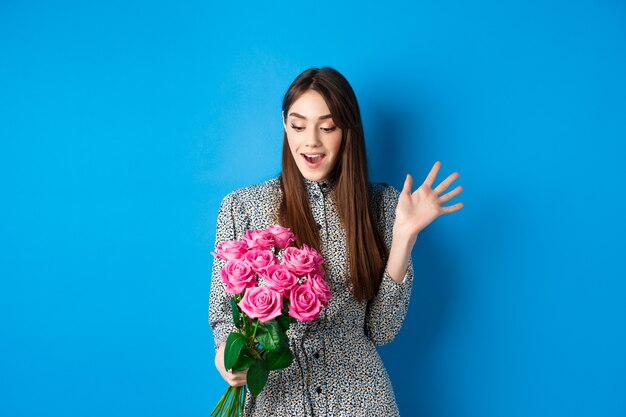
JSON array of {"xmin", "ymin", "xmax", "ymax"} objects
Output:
[
  {"xmin": 386, "ymin": 231, "xmax": 417, "ymax": 283},
  {"xmin": 392, "ymin": 228, "xmax": 418, "ymax": 251}
]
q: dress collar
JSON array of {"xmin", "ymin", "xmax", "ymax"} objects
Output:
[{"xmin": 303, "ymin": 177, "xmax": 335, "ymax": 196}]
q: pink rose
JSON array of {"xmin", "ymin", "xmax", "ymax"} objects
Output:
[
  {"xmin": 265, "ymin": 225, "xmax": 296, "ymax": 249},
  {"xmin": 238, "ymin": 286, "xmax": 283, "ymax": 322},
  {"xmin": 211, "ymin": 239, "xmax": 248, "ymax": 261},
  {"xmin": 265, "ymin": 264, "xmax": 298, "ymax": 295},
  {"xmin": 302, "ymin": 274, "xmax": 332, "ymax": 306},
  {"xmin": 242, "ymin": 229, "xmax": 275, "ymax": 251},
  {"xmin": 220, "ymin": 259, "xmax": 257, "ymax": 295},
  {"xmin": 288, "ymin": 283, "xmax": 322, "ymax": 321},
  {"xmin": 244, "ymin": 249, "xmax": 278, "ymax": 276},
  {"xmin": 309, "ymin": 245, "xmax": 324, "ymax": 267},
  {"xmin": 307, "ymin": 264, "xmax": 326, "ymax": 280},
  {"xmin": 283, "ymin": 244, "xmax": 321, "ymax": 276}
]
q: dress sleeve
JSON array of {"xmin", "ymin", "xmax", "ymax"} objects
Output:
[
  {"xmin": 364, "ymin": 184, "xmax": 414, "ymax": 346},
  {"xmin": 208, "ymin": 191, "xmax": 248, "ymax": 351}
]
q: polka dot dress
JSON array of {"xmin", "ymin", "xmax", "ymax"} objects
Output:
[{"xmin": 209, "ymin": 176, "xmax": 414, "ymax": 416}]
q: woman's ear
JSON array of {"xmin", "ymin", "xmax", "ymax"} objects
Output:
[{"xmin": 281, "ymin": 111, "xmax": 287, "ymax": 130}]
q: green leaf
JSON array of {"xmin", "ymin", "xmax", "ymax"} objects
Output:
[
  {"xmin": 230, "ymin": 298, "xmax": 241, "ymax": 330},
  {"xmin": 231, "ymin": 352, "xmax": 255, "ymax": 372},
  {"xmin": 256, "ymin": 320, "xmax": 288, "ymax": 352},
  {"xmin": 224, "ymin": 332, "xmax": 246, "ymax": 371},
  {"xmin": 244, "ymin": 317, "xmax": 254, "ymax": 338},
  {"xmin": 275, "ymin": 314, "xmax": 292, "ymax": 332},
  {"xmin": 247, "ymin": 359, "xmax": 269, "ymax": 396},
  {"xmin": 266, "ymin": 348, "xmax": 294, "ymax": 370}
]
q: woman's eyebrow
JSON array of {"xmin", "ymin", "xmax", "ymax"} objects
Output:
[{"xmin": 288, "ymin": 112, "xmax": 333, "ymax": 120}]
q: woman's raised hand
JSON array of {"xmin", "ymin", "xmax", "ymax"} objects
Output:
[{"xmin": 394, "ymin": 161, "xmax": 464, "ymax": 239}]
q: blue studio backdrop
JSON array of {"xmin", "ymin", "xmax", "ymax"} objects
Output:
[{"xmin": 1, "ymin": 1, "xmax": 625, "ymax": 416}]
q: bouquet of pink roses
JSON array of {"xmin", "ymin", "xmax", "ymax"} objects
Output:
[{"xmin": 210, "ymin": 225, "xmax": 332, "ymax": 417}]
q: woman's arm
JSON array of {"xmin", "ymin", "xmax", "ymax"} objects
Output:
[
  {"xmin": 365, "ymin": 161, "xmax": 464, "ymax": 345},
  {"xmin": 209, "ymin": 192, "xmax": 239, "ymax": 350},
  {"xmin": 364, "ymin": 184, "xmax": 414, "ymax": 346},
  {"xmin": 386, "ymin": 230, "xmax": 417, "ymax": 283},
  {"xmin": 387, "ymin": 161, "xmax": 464, "ymax": 283},
  {"xmin": 208, "ymin": 191, "xmax": 249, "ymax": 385}
]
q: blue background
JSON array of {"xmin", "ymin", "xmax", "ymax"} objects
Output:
[{"xmin": 2, "ymin": 1, "xmax": 625, "ymax": 416}]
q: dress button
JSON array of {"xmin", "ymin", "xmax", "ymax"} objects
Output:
[
  {"xmin": 321, "ymin": 182, "xmax": 328, "ymax": 189},
  {"xmin": 316, "ymin": 386, "xmax": 322, "ymax": 394},
  {"xmin": 313, "ymin": 352, "xmax": 319, "ymax": 359},
  {"xmin": 317, "ymin": 223, "xmax": 322, "ymax": 230}
]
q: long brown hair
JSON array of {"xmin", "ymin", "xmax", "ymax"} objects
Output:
[{"xmin": 278, "ymin": 67, "xmax": 388, "ymax": 302}]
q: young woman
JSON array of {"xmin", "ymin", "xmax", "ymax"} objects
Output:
[{"xmin": 209, "ymin": 67, "xmax": 464, "ymax": 416}]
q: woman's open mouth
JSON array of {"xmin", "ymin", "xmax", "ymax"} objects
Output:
[{"xmin": 301, "ymin": 153, "xmax": 326, "ymax": 169}]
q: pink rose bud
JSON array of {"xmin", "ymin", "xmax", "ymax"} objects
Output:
[
  {"xmin": 265, "ymin": 225, "xmax": 296, "ymax": 249},
  {"xmin": 244, "ymin": 249, "xmax": 278, "ymax": 276},
  {"xmin": 219, "ymin": 259, "xmax": 257, "ymax": 295},
  {"xmin": 242, "ymin": 229, "xmax": 275, "ymax": 251},
  {"xmin": 303, "ymin": 274, "xmax": 332, "ymax": 306},
  {"xmin": 283, "ymin": 245, "xmax": 318, "ymax": 276},
  {"xmin": 211, "ymin": 239, "xmax": 248, "ymax": 261},
  {"xmin": 238, "ymin": 286, "xmax": 283, "ymax": 323},
  {"xmin": 265, "ymin": 264, "xmax": 298, "ymax": 295},
  {"xmin": 288, "ymin": 283, "xmax": 322, "ymax": 321}
]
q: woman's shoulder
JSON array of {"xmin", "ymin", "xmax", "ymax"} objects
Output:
[
  {"xmin": 369, "ymin": 181, "xmax": 401, "ymax": 204},
  {"xmin": 224, "ymin": 176, "xmax": 281, "ymax": 197},
  {"xmin": 368, "ymin": 182, "xmax": 401, "ymax": 230},
  {"xmin": 219, "ymin": 176, "xmax": 282, "ymax": 210}
]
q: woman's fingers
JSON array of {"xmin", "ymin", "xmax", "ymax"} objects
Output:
[
  {"xmin": 226, "ymin": 369, "xmax": 248, "ymax": 387},
  {"xmin": 402, "ymin": 173, "xmax": 414, "ymax": 195},
  {"xmin": 441, "ymin": 202, "xmax": 465, "ymax": 214},
  {"xmin": 438, "ymin": 185, "xmax": 464, "ymax": 204},
  {"xmin": 433, "ymin": 171, "xmax": 460, "ymax": 195},
  {"xmin": 423, "ymin": 160, "xmax": 441, "ymax": 188}
]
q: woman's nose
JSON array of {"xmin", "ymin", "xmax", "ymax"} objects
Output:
[{"xmin": 304, "ymin": 128, "xmax": 322, "ymax": 146}]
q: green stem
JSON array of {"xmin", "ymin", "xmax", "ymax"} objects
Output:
[
  {"xmin": 225, "ymin": 385, "xmax": 237, "ymax": 413},
  {"xmin": 210, "ymin": 386, "xmax": 230, "ymax": 416},
  {"xmin": 240, "ymin": 388, "xmax": 247, "ymax": 415},
  {"xmin": 210, "ymin": 386, "xmax": 246, "ymax": 417},
  {"xmin": 233, "ymin": 386, "xmax": 242, "ymax": 414},
  {"xmin": 251, "ymin": 319, "xmax": 260, "ymax": 339}
]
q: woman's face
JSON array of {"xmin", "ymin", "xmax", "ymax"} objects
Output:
[{"xmin": 283, "ymin": 89, "xmax": 342, "ymax": 182}]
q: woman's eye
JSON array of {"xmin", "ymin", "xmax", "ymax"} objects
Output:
[
  {"xmin": 290, "ymin": 124, "xmax": 305, "ymax": 132},
  {"xmin": 321, "ymin": 126, "xmax": 337, "ymax": 133}
]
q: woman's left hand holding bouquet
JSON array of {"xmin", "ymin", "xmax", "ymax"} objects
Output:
[
  {"xmin": 210, "ymin": 225, "xmax": 330, "ymax": 417},
  {"xmin": 215, "ymin": 341, "xmax": 248, "ymax": 387}
]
